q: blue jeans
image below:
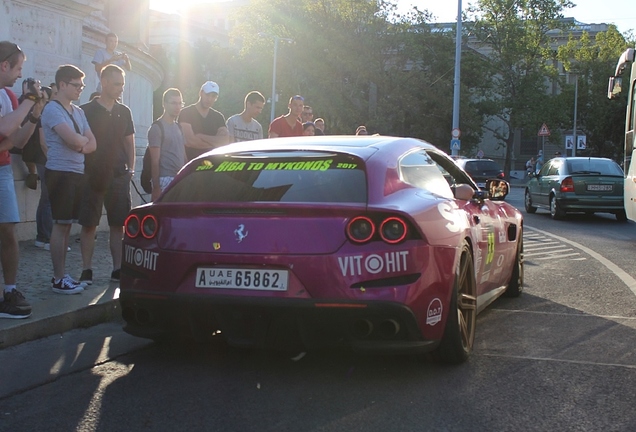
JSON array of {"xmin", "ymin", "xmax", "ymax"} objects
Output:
[{"xmin": 35, "ymin": 163, "xmax": 52, "ymax": 243}]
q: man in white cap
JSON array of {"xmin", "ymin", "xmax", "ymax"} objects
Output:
[{"xmin": 178, "ymin": 81, "xmax": 228, "ymax": 161}]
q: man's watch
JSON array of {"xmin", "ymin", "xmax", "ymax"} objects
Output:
[{"xmin": 27, "ymin": 113, "xmax": 40, "ymax": 124}]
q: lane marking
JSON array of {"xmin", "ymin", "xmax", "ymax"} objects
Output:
[
  {"xmin": 525, "ymin": 248, "xmax": 573, "ymax": 257},
  {"xmin": 526, "ymin": 226, "xmax": 636, "ymax": 297},
  {"xmin": 479, "ymin": 353, "xmax": 636, "ymax": 370},
  {"xmin": 524, "ymin": 244, "xmax": 568, "ymax": 251},
  {"xmin": 488, "ymin": 308, "xmax": 636, "ymax": 321},
  {"xmin": 523, "ymin": 231, "xmax": 583, "ymax": 261},
  {"xmin": 536, "ymin": 252, "xmax": 582, "ymax": 260}
]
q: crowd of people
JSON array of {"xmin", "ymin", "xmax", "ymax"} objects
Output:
[{"xmin": 0, "ymin": 36, "xmax": 373, "ymax": 319}]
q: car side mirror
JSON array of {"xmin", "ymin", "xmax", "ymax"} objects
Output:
[
  {"xmin": 486, "ymin": 179, "xmax": 509, "ymax": 201},
  {"xmin": 454, "ymin": 183, "xmax": 475, "ymax": 201}
]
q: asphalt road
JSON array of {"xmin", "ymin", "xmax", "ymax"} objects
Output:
[{"xmin": 2, "ymin": 187, "xmax": 636, "ymax": 431}]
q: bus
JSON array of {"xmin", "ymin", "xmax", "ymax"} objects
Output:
[{"xmin": 608, "ymin": 48, "xmax": 636, "ymax": 221}]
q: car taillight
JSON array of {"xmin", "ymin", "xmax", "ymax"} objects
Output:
[
  {"xmin": 141, "ymin": 215, "xmax": 158, "ymax": 239},
  {"xmin": 125, "ymin": 214, "xmax": 140, "ymax": 238},
  {"xmin": 380, "ymin": 217, "xmax": 408, "ymax": 244},
  {"xmin": 560, "ymin": 177, "xmax": 574, "ymax": 193},
  {"xmin": 497, "ymin": 172, "xmax": 505, "ymax": 179},
  {"xmin": 346, "ymin": 216, "xmax": 375, "ymax": 243},
  {"xmin": 347, "ymin": 215, "xmax": 410, "ymax": 244}
]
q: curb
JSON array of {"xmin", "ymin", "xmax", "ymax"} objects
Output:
[{"xmin": 0, "ymin": 299, "xmax": 120, "ymax": 350}]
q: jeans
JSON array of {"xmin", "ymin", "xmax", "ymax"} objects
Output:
[{"xmin": 35, "ymin": 163, "xmax": 52, "ymax": 243}]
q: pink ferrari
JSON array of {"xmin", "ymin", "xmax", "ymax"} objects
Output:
[{"xmin": 120, "ymin": 136, "xmax": 523, "ymax": 364}]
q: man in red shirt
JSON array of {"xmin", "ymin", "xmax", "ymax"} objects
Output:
[{"xmin": 268, "ymin": 95, "xmax": 304, "ymax": 138}]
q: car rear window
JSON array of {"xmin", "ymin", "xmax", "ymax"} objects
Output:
[
  {"xmin": 464, "ymin": 160, "xmax": 501, "ymax": 172},
  {"xmin": 161, "ymin": 153, "xmax": 367, "ymax": 203},
  {"xmin": 566, "ymin": 159, "xmax": 623, "ymax": 176}
]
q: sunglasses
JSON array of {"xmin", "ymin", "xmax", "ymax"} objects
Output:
[{"xmin": 0, "ymin": 44, "xmax": 22, "ymax": 63}]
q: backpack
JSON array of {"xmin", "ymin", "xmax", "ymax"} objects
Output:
[{"xmin": 140, "ymin": 120, "xmax": 164, "ymax": 194}]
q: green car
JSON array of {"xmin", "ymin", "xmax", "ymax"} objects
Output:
[{"xmin": 524, "ymin": 157, "xmax": 626, "ymax": 221}]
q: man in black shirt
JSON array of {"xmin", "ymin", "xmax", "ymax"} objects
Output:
[
  {"xmin": 78, "ymin": 65, "xmax": 135, "ymax": 284},
  {"xmin": 178, "ymin": 81, "xmax": 228, "ymax": 161}
]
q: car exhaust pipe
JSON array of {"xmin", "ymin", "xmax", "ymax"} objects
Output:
[
  {"xmin": 352, "ymin": 319, "xmax": 374, "ymax": 338},
  {"xmin": 135, "ymin": 308, "xmax": 153, "ymax": 326},
  {"xmin": 378, "ymin": 319, "xmax": 400, "ymax": 339}
]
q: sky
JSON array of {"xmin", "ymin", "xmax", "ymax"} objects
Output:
[{"xmin": 150, "ymin": 0, "xmax": 636, "ymax": 35}]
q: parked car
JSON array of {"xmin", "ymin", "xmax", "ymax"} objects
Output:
[
  {"xmin": 119, "ymin": 136, "xmax": 523, "ymax": 364},
  {"xmin": 524, "ymin": 156, "xmax": 626, "ymax": 221},
  {"xmin": 454, "ymin": 158, "xmax": 505, "ymax": 189}
]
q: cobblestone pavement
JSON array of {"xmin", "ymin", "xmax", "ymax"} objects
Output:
[{"xmin": 8, "ymin": 230, "xmax": 115, "ymax": 306}]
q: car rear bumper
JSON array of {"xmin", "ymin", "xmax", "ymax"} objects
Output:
[
  {"xmin": 120, "ymin": 291, "xmax": 439, "ymax": 354},
  {"xmin": 557, "ymin": 196, "xmax": 623, "ymax": 213}
]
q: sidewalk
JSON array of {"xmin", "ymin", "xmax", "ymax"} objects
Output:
[{"xmin": 0, "ymin": 231, "xmax": 120, "ymax": 349}]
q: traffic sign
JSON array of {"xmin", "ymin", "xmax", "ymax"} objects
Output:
[
  {"xmin": 538, "ymin": 123, "xmax": 550, "ymax": 137},
  {"xmin": 451, "ymin": 128, "xmax": 461, "ymax": 139},
  {"xmin": 450, "ymin": 139, "xmax": 461, "ymax": 150}
]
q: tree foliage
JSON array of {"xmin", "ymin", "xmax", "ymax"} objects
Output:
[
  {"xmin": 152, "ymin": 0, "xmax": 633, "ymax": 168},
  {"xmin": 556, "ymin": 25, "xmax": 630, "ymax": 159}
]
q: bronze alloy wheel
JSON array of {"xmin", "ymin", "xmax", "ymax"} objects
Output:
[
  {"xmin": 434, "ymin": 241, "xmax": 477, "ymax": 364},
  {"xmin": 456, "ymin": 245, "xmax": 477, "ymax": 352}
]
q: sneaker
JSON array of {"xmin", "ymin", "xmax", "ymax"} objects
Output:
[
  {"xmin": 51, "ymin": 275, "xmax": 84, "ymax": 295},
  {"xmin": 51, "ymin": 275, "xmax": 87, "ymax": 288},
  {"xmin": 80, "ymin": 269, "xmax": 93, "ymax": 286},
  {"xmin": 4, "ymin": 289, "xmax": 31, "ymax": 312},
  {"xmin": 0, "ymin": 300, "xmax": 31, "ymax": 319},
  {"xmin": 110, "ymin": 269, "xmax": 120, "ymax": 281},
  {"xmin": 34, "ymin": 240, "xmax": 47, "ymax": 248}
]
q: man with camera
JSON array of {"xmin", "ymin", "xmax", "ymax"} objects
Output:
[
  {"xmin": 78, "ymin": 64, "xmax": 135, "ymax": 285},
  {"xmin": 0, "ymin": 42, "xmax": 44, "ymax": 318}
]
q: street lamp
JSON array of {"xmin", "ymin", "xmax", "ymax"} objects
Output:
[
  {"xmin": 572, "ymin": 73, "xmax": 579, "ymax": 157},
  {"xmin": 260, "ymin": 34, "xmax": 294, "ymax": 123},
  {"xmin": 451, "ymin": 0, "xmax": 462, "ymax": 157}
]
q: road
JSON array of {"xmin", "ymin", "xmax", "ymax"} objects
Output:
[{"xmin": 2, "ymin": 187, "xmax": 636, "ymax": 431}]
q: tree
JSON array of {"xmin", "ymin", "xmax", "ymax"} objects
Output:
[
  {"xmin": 556, "ymin": 25, "xmax": 631, "ymax": 159},
  {"xmin": 466, "ymin": 0, "xmax": 575, "ymax": 174}
]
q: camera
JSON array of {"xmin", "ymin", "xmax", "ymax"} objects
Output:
[{"xmin": 24, "ymin": 77, "xmax": 39, "ymax": 95}]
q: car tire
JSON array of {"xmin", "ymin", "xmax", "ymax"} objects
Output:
[
  {"xmin": 550, "ymin": 195, "xmax": 565, "ymax": 220},
  {"xmin": 504, "ymin": 230, "xmax": 523, "ymax": 297},
  {"xmin": 433, "ymin": 241, "xmax": 476, "ymax": 365},
  {"xmin": 524, "ymin": 189, "xmax": 537, "ymax": 214},
  {"xmin": 616, "ymin": 210, "xmax": 628, "ymax": 222}
]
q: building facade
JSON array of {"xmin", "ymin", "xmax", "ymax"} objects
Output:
[{"xmin": 1, "ymin": 0, "xmax": 163, "ymax": 240}]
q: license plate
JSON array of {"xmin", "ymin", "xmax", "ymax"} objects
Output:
[
  {"xmin": 586, "ymin": 184, "xmax": 613, "ymax": 192},
  {"xmin": 196, "ymin": 268, "xmax": 288, "ymax": 291},
  {"xmin": 477, "ymin": 182, "xmax": 486, "ymax": 188}
]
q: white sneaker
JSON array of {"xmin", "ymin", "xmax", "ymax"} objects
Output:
[
  {"xmin": 35, "ymin": 240, "xmax": 47, "ymax": 248},
  {"xmin": 42, "ymin": 243, "xmax": 70, "ymax": 252}
]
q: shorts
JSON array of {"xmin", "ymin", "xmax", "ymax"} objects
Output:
[
  {"xmin": 0, "ymin": 164, "xmax": 19, "ymax": 223},
  {"xmin": 79, "ymin": 174, "xmax": 131, "ymax": 227},
  {"xmin": 45, "ymin": 169, "xmax": 83, "ymax": 224}
]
